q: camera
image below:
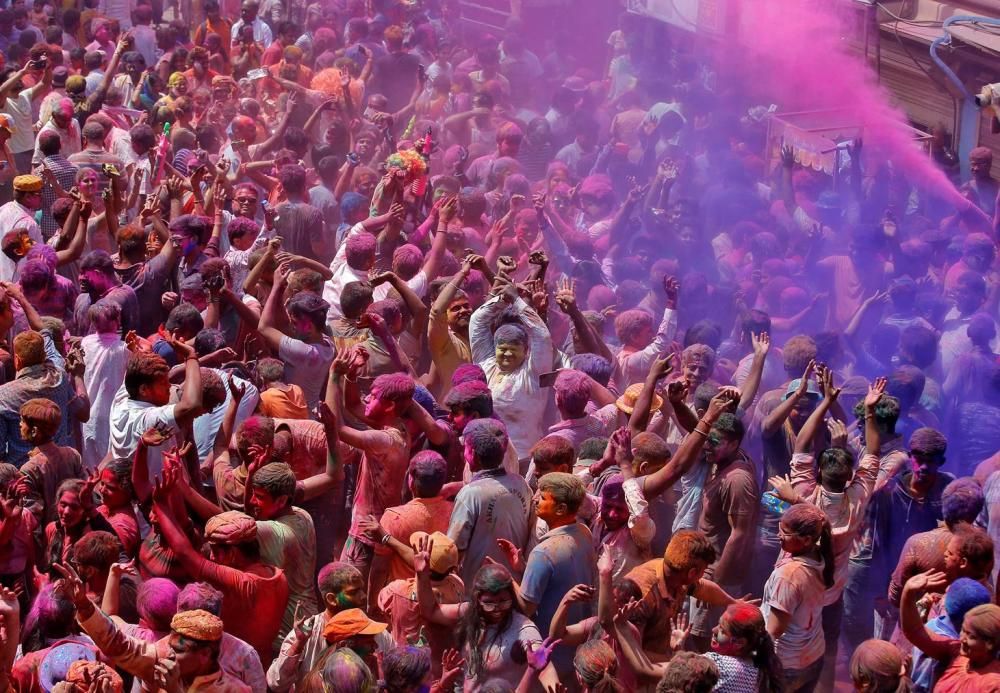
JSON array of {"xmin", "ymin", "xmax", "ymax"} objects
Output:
[
  {"xmin": 102, "ymin": 163, "xmax": 120, "ymax": 178},
  {"xmin": 975, "ymin": 83, "xmax": 1000, "ymax": 108}
]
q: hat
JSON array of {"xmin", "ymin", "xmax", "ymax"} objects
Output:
[
  {"xmin": 39, "ymin": 643, "xmax": 97, "ymax": 692},
  {"xmin": 409, "ymin": 531, "xmax": 458, "ymax": 573},
  {"xmin": 65, "ymin": 75, "xmax": 87, "ymax": 95},
  {"xmin": 65, "ymin": 661, "xmax": 124, "ymax": 693},
  {"xmin": 13, "ymin": 174, "xmax": 42, "ymax": 192},
  {"xmin": 562, "ymin": 76, "xmax": 587, "ymax": 93},
  {"xmin": 782, "ymin": 378, "xmax": 821, "ymax": 400},
  {"xmin": 204, "ymin": 510, "xmax": 257, "ymax": 544},
  {"xmin": 616, "ymin": 382, "xmax": 664, "ymax": 415},
  {"xmin": 171, "ymin": 609, "xmax": 224, "ymax": 641},
  {"xmin": 322, "ymin": 608, "xmax": 387, "ymax": 643},
  {"xmin": 51, "ymin": 66, "xmax": 68, "ymax": 87}
]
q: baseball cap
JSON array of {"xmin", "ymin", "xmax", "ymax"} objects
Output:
[
  {"xmin": 322, "ymin": 608, "xmax": 387, "ymax": 643},
  {"xmin": 409, "ymin": 531, "xmax": 458, "ymax": 574},
  {"xmin": 783, "ymin": 378, "xmax": 821, "ymax": 400}
]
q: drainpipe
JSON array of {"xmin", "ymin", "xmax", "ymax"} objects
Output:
[{"xmin": 929, "ymin": 16, "xmax": 1000, "ymax": 177}]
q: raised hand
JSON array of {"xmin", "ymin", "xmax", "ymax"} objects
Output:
[
  {"xmin": 667, "ymin": 380, "xmax": 688, "ymax": 405},
  {"xmin": 865, "ymin": 376, "xmax": 887, "ymax": 409},
  {"xmin": 525, "ymin": 636, "xmax": 562, "ymax": 671},
  {"xmin": 109, "ymin": 559, "xmax": 137, "ymax": 580},
  {"xmin": 291, "ymin": 601, "xmax": 314, "ymax": 641},
  {"xmin": 610, "ymin": 427, "xmax": 633, "ymax": 469},
  {"xmin": 751, "ymin": 331, "xmax": 771, "ymax": 357},
  {"xmin": 796, "ymin": 360, "xmax": 816, "ymax": 397},
  {"xmin": 0, "ymin": 585, "xmax": 18, "ymax": 617},
  {"xmin": 51, "ymin": 563, "xmax": 89, "ymax": 609},
  {"xmin": 438, "ymin": 649, "xmax": 465, "ymax": 691},
  {"xmin": 663, "ymin": 275, "xmax": 680, "ymax": 308},
  {"xmin": 707, "ymin": 387, "xmax": 740, "ymax": 418},
  {"xmin": 827, "ymin": 418, "xmax": 848, "ymax": 448},
  {"xmin": 905, "ymin": 569, "xmax": 949, "ymax": 595},
  {"xmin": 670, "ymin": 611, "xmax": 691, "ymax": 650},
  {"xmin": 816, "ymin": 363, "xmax": 840, "ymax": 402},
  {"xmin": 596, "ymin": 545, "xmax": 613, "ymax": 576},
  {"xmin": 647, "ymin": 353, "xmax": 674, "ymax": 382},
  {"xmin": 413, "ymin": 533, "xmax": 433, "ymax": 574},
  {"xmin": 528, "ymin": 250, "xmax": 548, "ymax": 266},
  {"xmin": 141, "ymin": 423, "xmax": 172, "ymax": 448}
]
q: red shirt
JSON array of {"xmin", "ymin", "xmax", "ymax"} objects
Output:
[{"xmin": 193, "ymin": 558, "xmax": 289, "ymax": 666}]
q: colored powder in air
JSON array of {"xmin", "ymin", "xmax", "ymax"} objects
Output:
[{"xmin": 717, "ymin": 0, "xmax": 969, "ymax": 210}]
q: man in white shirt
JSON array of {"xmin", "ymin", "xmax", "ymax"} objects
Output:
[
  {"xmin": 109, "ymin": 344, "xmax": 203, "ymax": 476},
  {"xmin": 231, "ymin": 0, "xmax": 273, "ymax": 48},
  {"xmin": 32, "ymin": 98, "xmax": 81, "ymax": 167},
  {"xmin": 0, "ymin": 61, "xmax": 53, "ymax": 175},
  {"xmin": 0, "ymin": 175, "xmax": 43, "ymax": 282}
]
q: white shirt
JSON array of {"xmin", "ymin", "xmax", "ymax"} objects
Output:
[
  {"xmin": 33, "ymin": 119, "xmax": 81, "ymax": 167},
  {"xmin": 2, "ymin": 92, "xmax": 36, "ymax": 154},
  {"xmin": 0, "ymin": 200, "xmax": 41, "ymax": 282},
  {"xmin": 231, "ymin": 18, "xmax": 273, "ymax": 46},
  {"xmin": 81, "ymin": 332, "xmax": 129, "ymax": 469},
  {"xmin": 469, "ymin": 295, "xmax": 553, "ymax": 460},
  {"xmin": 321, "ymin": 222, "xmax": 390, "ymax": 325},
  {"xmin": 109, "ymin": 382, "xmax": 177, "ymax": 476},
  {"xmin": 193, "ymin": 370, "xmax": 259, "ymax": 463}
]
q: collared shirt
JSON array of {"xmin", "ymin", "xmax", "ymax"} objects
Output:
[
  {"xmin": 469, "ymin": 295, "xmax": 553, "ymax": 459},
  {"xmin": 375, "ymin": 497, "xmax": 454, "ymax": 583},
  {"xmin": 38, "ymin": 154, "xmax": 78, "ymax": 238},
  {"xmin": 231, "ymin": 18, "xmax": 273, "ymax": 48},
  {"xmin": 547, "ymin": 408, "xmax": 617, "ymax": 450},
  {"xmin": 109, "ymin": 383, "xmax": 176, "ymax": 477},
  {"xmin": 257, "ymin": 507, "xmax": 318, "ymax": 649},
  {"xmin": 0, "ymin": 331, "xmax": 74, "ymax": 466},
  {"xmin": 448, "ymin": 468, "xmax": 537, "ymax": 585}
]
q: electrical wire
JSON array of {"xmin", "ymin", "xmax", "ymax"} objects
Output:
[{"xmin": 875, "ymin": 1, "xmax": 944, "ymax": 27}]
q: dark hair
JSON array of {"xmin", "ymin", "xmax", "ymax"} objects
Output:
[
  {"xmin": 124, "ymin": 353, "xmax": 169, "ymax": 399},
  {"xmin": 942, "ymin": 478, "xmax": 984, "ymax": 528},
  {"xmin": 899, "ymin": 325, "xmax": 938, "ymax": 369},
  {"xmin": 570, "ymin": 353, "xmax": 613, "ymax": 387},
  {"xmin": 278, "ymin": 164, "xmax": 307, "ymax": 195},
  {"xmin": 951, "ymin": 526, "xmax": 995, "ymax": 580},
  {"xmin": 194, "ymin": 328, "xmax": 227, "ymax": 356},
  {"xmin": 340, "ymin": 281, "xmax": 374, "ymax": 320},
  {"xmin": 443, "ymin": 381, "xmax": 493, "ymax": 418},
  {"xmin": 817, "ymin": 447, "xmax": 853, "ymax": 492},
  {"xmin": 165, "ymin": 303, "xmax": 205, "ymax": 336},
  {"xmin": 711, "ymin": 412, "xmax": 745, "ymax": 445},
  {"xmin": 721, "ymin": 603, "xmax": 784, "ymax": 693},
  {"xmin": 408, "ymin": 451, "xmax": 447, "ymax": 498},
  {"xmin": 72, "ymin": 531, "xmax": 121, "ymax": 571},
  {"xmin": 458, "ymin": 565, "xmax": 516, "ymax": 680},
  {"xmin": 463, "ymin": 418, "xmax": 507, "ymax": 470}
]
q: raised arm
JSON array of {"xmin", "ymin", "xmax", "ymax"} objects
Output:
[
  {"xmin": 738, "ymin": 332, "xmax": 770, "ymax": 411},
  {"xmin": 762, "ymin": 360, "xmax": 814, "ymax": 437},
  {"xmin": 256, "ymin": 262, "xmax": 292, "ymax": 351},
  {"xmin": 899, "ymin": 570, "xmax": 959, "ymax": 662},
  {"xmin": 642, "ymin": 389, "xmax": 739, "ymax": 499},
  {"xmin": 163, "ymin": 337, "xmax": 203, "ymax": 425},
  {"xmin": 628, "ymin": 356, "xmax": 673, "ymax": 438}
]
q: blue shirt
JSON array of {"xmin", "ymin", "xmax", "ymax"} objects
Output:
[{"xmin": 520, "ymin": 522, "xmax": 596, "ymax": 678}]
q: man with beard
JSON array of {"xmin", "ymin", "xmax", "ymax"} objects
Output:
[{"xmin": 74, "ymin": 250, "xmax": 140, "ymax": 337}]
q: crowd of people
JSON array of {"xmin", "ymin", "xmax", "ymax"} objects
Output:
[{"xmin": 0, "ymin": 0, "xmax": 993, "ymax": 691}]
